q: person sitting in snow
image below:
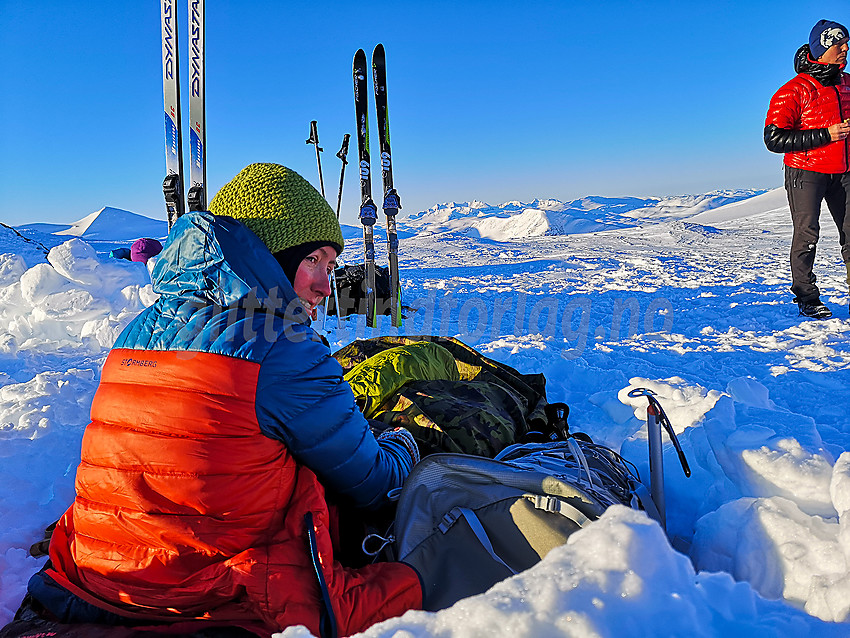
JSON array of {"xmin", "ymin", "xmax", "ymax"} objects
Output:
[
  {"xmin": 129, "ymin": 236, "xmax": 163, "ymax": 264},
  {"xmin": 764, "ymin": 19, "xmax": 850, "ymax": 319},
  {"xmin": 23, "ymin": 163, "xmax": 422, "ymax": 636}
]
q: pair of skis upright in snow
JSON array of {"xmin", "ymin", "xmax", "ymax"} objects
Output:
[
  {"xmin": 160, "ymin": 9, "xmax": 398, "ymax": 328},
  {"xmin": 354, "ymin": 44, "xmax": 402, "ymax": 328},
  {"xmin": 160, "ymin": 0, "xmax": 206, "ymax": 229}
]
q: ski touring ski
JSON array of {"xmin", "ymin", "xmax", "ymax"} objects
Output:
[
  {"xmin": 353, "ymin": 48, "xmax": 378, "ymax": 328},
  {"xmin": 160, "ymin": 0, "xmax": 185, "ymax": 229},
  {"xmin": 371, "ymin": 43, "xmax": 402, "ymax": 327},
  {"xmin": 160, "ymin": 0, "xmax": 206, "ymax": 228},
  {"xmin": 187, "ymin": 0, "xmax": 206, "ymax": 212}
]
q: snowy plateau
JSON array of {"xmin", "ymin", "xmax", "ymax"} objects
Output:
[{"xmin": 3, "ymin": 188, "xmax": 850, "ymax": 637}]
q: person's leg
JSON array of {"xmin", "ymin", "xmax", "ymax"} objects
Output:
[
  {"xmin": 834, "ymin": 173, "xmax": 850, "ymax": 291},
  {"xmin": 786, "ymin": 166, "xmax": 828, "ymax": 303}
]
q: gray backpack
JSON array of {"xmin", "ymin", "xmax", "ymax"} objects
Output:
[{"xmin": 383, "ymin": 440, "xmax": 656, "ymax": 611}]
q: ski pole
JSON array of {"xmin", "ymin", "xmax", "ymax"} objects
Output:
[
  {"xmin": 306, "ymin": 120, "xmax": 325, "ymax": 198},
  {"xmin": 336, "ymin": 134, "xmax": 351, "ymax": 217},
  {"xmin": 322, "ymin": 134, "xmax": 351, "ymax": 330},
  {"xmin": 304, "ymin": 123, "xmax": 336, "ymax": 331},
  {"xmin": 627, "ymin": 388, "xmax": 691, "ymax": 533}
]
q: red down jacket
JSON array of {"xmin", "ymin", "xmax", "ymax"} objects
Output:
[{"xmin": 765, "ymin": 48, "xmax": 850, "ymax": 174}]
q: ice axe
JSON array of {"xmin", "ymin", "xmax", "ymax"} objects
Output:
[{"xmin": 628, "ymin": 388, "xmax": 691, "ymax": 532}]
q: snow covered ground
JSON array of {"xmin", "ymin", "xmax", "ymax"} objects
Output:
[{"xmin": 3, "ymin": 188, "xmax": 850, "ymax": 636}]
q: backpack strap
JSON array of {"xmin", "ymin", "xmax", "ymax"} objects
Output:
[
  {"xmin": 631, "ymin": 481, "xmax": 664, "ymax": 526},
  {"xmin": 440, "ymin": 507, "xmax": 518, "ymax": 575},
  {"xmin": 524, "ymin": 494, "xmax": 591, "ymax": 528},
  {"xmin": 567, "ymin": 437, "xmax": 598, "ymax": 487},
  {"xmin": 438, "ymin": 494, "xmax": 594, "ymax": 579}
]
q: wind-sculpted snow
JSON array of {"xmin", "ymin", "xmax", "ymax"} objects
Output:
[
  {"xmin": 3, "ymin": 189, "xmax": 850, "ymax": 634},
  {"xmin": 0, "ymin": 239, "xmax": 156, "ymax": 370}
]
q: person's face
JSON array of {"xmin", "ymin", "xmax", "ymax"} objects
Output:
[
  {"xmin": 292, "ymin": 245, "xmax": 337, "ymax": 319},
  {"xmin": 819, "ymin": 37, "xmax": 849, "ymax": 65}
]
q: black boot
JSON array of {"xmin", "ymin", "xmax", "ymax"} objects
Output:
[{"xmin": 795, "ymin": 298, "xmax": 832, "ymax": 319}]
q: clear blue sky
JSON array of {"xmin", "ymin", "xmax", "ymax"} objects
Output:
[{"xmin": 0, "ymin": 0, "xmax": 845, "ymax": 226}]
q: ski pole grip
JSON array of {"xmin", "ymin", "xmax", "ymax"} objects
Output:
[
  {"xmin": 306, "ymin": 120, "xmax": 322, "ymax": 150},
  {"xmin": 337, "ymin": 133, "xmax": 351, "ymax": 163}
]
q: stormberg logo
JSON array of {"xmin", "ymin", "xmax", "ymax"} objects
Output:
[
  {"xmin": 121, "ymin": 358, "xmax": 158, "ymax": 368},
  {"xmin": 190, "ymin": 0, "xmax": 202, "ymax": 97},
  {"xmin": 162, "ymin": 2, "xmax": 174, "ymax": 80}
]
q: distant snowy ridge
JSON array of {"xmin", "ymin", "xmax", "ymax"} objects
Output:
[
  {"xmin": 11, "ymin": 191, "xmax": 770, "ymax": 249},
  {"xmin": 401, "ymin": 189, "xmax": 768, "ymax": 241},
  {"xmin": 20, "ymin": 207, "xmax": 167, "ymax": 243}
]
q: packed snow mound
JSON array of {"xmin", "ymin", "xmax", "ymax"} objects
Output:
[
  {"xmin": 21, "ymin": 207, "xmax": 167, "ymax": 242},
  {"xmin": 621, "ymin": 189, "xmax": 768, "ymax": 221},
  {"xmin": 0, "ymin": 238, "xmax": 156, "ymax": 359},
  {"xmin": 461, "ymin": 207, "xmax": 617, "ymax": 241},
  {"xmin": 402, "ymin": 190, "xmax": 766, "ymax": 240},
  {"xmin": 304, "ymin": 506, "xmax": 847, "ymax": 638},
  {"xmin": 687, "ymin": 188, "xmax": 791, "ymax": 226}
]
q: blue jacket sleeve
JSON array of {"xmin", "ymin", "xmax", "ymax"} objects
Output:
[{"xmin": 254, "ymin": 329, "xmax": 413, "ymax": 510}]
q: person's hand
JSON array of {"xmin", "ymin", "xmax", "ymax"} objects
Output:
[
  {"xmin": 377, "ymin": 426, "xmax": 421, "ymax": 466},
  {"xmin": 828, "ymin": 121, "xmax": 850, "ymax": 141}
]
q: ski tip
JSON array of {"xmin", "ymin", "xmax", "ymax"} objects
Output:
[
  {"xmin": 373, "ymin": 43, "xmax": 385, "ymax": 55},
  {"xmin": 354, "ymin": 48, "xmax": 366, "ymax": 59}
]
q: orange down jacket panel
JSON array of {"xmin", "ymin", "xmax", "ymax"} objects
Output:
[{"xmin": 45, "ymin": 348, "xmax": 420, "ymax": 636}]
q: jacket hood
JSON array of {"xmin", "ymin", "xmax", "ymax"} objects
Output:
[
  {"xmin": 151, "ymin": 212, "xmax": 300, "ymax": 311},
  {"xmin": 795, "ymin": 44, "xmax": 845, "ymax": 86}
]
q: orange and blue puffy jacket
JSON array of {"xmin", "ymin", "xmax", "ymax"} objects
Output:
[{"xmin": 28, "ymin": 212, "xmax": 421, "ymax": 637}]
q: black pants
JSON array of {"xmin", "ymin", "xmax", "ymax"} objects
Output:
[{"xmin": 785, "ymin": 166, "xmax": 850, "ymax": 302}]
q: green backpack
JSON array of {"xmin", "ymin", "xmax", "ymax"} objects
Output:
[{"xmin": 334, "ymin": 336, "xmax": 549, "ymax": 458}]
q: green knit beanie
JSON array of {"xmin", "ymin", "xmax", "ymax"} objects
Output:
[{"xmin": 209, "ymin": 163, "xmax": 344, "ymax": 255}]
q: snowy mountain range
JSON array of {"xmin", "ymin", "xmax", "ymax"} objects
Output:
[
  {"xmin": 399, "ymin": 189, "xmax": 767, "ymax": 241},
  {"xmin": 6, "ymin": 189, "xmax": 767, "ymax": 255}
]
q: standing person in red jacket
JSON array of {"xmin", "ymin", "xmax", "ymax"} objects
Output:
[{"xmin": 765, "ymin": 19, "xmax": 850, "ymax": 319}]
